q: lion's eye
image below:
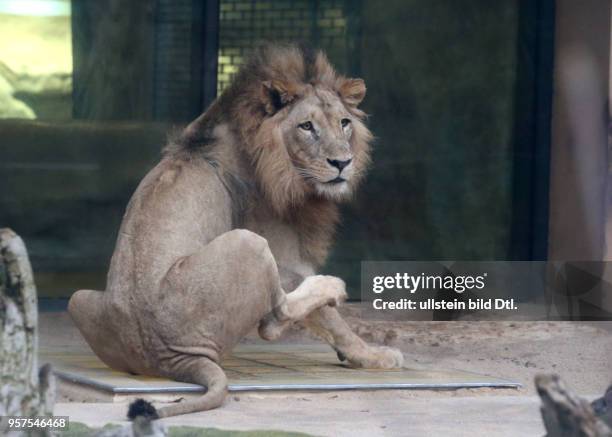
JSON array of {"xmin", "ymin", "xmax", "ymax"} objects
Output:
[
  {"xmin": 341, "ymin": 118, "xmax": 351, "ymax": 128},
  {"xmin": 299, "ymin": 121, "xmax": 313, "ymax": 131}
]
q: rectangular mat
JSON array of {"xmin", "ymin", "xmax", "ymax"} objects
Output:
[{"xmin": 40, "ymin": 343, "xmax": 520, "ymax": 394}]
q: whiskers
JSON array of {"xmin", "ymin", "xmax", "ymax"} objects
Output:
[
  {"xmin": 292, "ymin": 159, "xmax": 354, "ymax": 202},
  {"xmin": 294, "ymin": 165, "xmax": 318, "ymax": 182}
]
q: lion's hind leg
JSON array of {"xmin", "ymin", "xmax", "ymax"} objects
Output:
[{"xmin": 68, "ymin": 290, "xmax": 124, "ymax": 369}]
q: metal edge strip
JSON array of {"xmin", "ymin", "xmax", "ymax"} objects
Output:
[{"xmin": 55, "ymin": 370, "xmax": 521, "ymax": 394}]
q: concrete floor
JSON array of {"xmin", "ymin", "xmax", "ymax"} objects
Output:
[
  {"xmin": 40, "ymin": 311, "xmax": 611, "ymax": 436},
  {"xmin": 55, "ymin": 393, "xmax": 545, "ymax": 437}
]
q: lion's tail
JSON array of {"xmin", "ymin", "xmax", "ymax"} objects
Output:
[{"xmin": 127, "ymin": 358, "xmax": 227, "ymax": 419}]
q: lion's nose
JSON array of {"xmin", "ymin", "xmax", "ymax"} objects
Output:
[{"xmin": 327, "ymin": 158, "xmax": 352, "ymax": 171}]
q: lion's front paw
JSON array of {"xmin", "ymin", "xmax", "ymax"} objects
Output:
[
  {"xmin": 302, "ymin": 275, "xmax": 347, "ymax": 307},
  {"xmin": 348, "ymin": 345, "xmax": 404, "ymax": 369}
]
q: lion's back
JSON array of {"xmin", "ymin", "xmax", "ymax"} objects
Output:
[{"xmin": 105, "ymin": 156, "xmax": 234, "ymax": 296}]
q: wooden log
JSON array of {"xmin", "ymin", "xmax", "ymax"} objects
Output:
[
  {"xmin": 536, "ymin": 374, "xmax": 612, "ymax": 437},
  {"xmin": 0, "ymin": 228, "xmax": 54, "ymax": 434}
]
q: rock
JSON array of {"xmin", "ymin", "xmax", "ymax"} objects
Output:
[
  {"xmin": 0, "ymin": 228, "xmax": 55, "ymax": 435},
  {"xmin": 592, "ymin": 385, "xmax": 612, "ymax": 429},
  {"xmin": 0, "ymin": 74, "xmax": 35, "ymax": 118},
  {"xmin": 536, "ymin": 374, "xmax": 612, "ymax": 437}
]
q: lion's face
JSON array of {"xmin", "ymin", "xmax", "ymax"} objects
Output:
[
  {"xmin": 281, "ymin": 88, "xmax": 358, "ymax": 200},
  {"xmin": 257, "ymin": 76, "xmax": 370, "ymax": 203},
  {"xmin": 232, "ymin": 48, "xmax": 373, "ymax": 214}
]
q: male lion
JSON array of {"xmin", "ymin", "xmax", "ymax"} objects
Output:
[{"xmin": 68, "ymin": 44, "xmax": 403, "ymax": 418}]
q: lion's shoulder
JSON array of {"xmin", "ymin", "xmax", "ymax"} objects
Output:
[{"xmin": 126, "ymin": 157, "xmax": 233, "ymax": 230}]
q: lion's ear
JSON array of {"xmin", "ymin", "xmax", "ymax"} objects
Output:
[
  {"xmin": 261, "ymin": 80, "xmax": 297, "ymax": 114},
  {"xmin": 338, "ymin": 78, "xmax": 366, "ymax": 107}
]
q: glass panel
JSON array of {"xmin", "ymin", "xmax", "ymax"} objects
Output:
[
  {"xmin": 218, "ymin": 0, "xmax": 350, "ymax": 94},
  {"xmin": 327, "ymin": 1, "xmax": 519, "ymax": 292},
  {"xmin": 0, "ymin": 1, "xmax": 544, "ymax": 300},
  {"xmin": 214, "ymin": 1, "xmax": 520, "ymax": 295}
]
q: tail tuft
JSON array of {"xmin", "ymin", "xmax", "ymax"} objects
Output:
[{"xmin": 127, "ymin": 398, "xmax": 159, "ymax": 421}]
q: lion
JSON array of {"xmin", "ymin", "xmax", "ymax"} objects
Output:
[{"xmin": 68, "ymin": 43, "xmax": 404, "ymax": 419}]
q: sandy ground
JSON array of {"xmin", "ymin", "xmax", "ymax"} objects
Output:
[
  {"xmin": 41, "ymin": 309, "xmax": 612, "ymax": 436},
  {"xmin": 338, "ymin": 315, "xmax": 612, "ymax": 396}
]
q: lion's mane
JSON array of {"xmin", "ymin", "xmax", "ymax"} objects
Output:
[{"xmin": 165, "ymin": 43, "xmax": 373, "ymax": 266}]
